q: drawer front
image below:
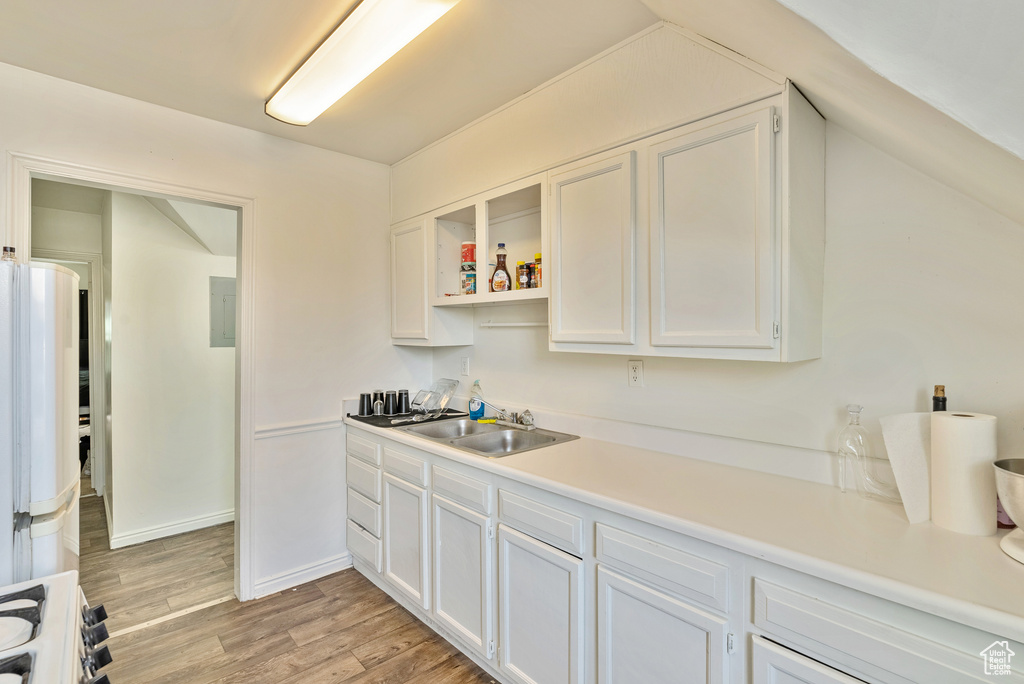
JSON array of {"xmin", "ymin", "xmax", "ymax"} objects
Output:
[
  {"xmin": 383, "ymin": 447, "xmax": 428, "ymax": 487},
  {"xmin": 751, "ymin": 636, "xmax": 863, "ymax": 684},
  {"xmin": 596, "ymin": 523, "xmax": 728, "ymax": 612},
  {"xmin": 753, "ymin": 580, "xmax": 991, "ymax": 683},
  {"xmin": 499, "ymin": 490, "xmax": 583, "ymax": 556},
  {"xmin": 433, "ymin": 465, "xmax": 491, "ymax": 515},
  {"xmin": 347, "ymin": 455, "xmax": 381, "ymax": 503},
  {"xmin": 347, "ymin": 487, "xmax": 381, "ymax": 537},
  {"xmin": 347, "ymin": 432, "xmax": 381, "ymax": 466},
  {"xmin": 348, "ymin": 519, "xmax": 382, "ymax": 573}
]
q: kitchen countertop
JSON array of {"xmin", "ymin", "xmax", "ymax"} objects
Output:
[{"xmin": 344, "ymin": 416, "xmax": 1024, "ymax": 642}]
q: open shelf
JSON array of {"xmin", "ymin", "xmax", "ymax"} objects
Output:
[
  {"xmin": 434, "ymin": 286, "xmax": 547, "ymax": 308},
  {"xmin": 431, "ymin": 176, "xmax": 545, "ymax": 306},
  {"xmin": 434, "ymin": 203, "xmax": 476, "ymax": 299}
]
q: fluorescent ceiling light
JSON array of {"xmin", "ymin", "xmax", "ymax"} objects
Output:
[{"xmin": 266, "ymin": 0, "xmax": 461, "ymax": 126}]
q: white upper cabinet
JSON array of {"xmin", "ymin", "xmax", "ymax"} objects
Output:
[
  {"xmin": 649, "ymin": 105, "xmax": 776, "ymax": 350},
  {"xmin": 390, "ymin": 174, "xmax": 546, "ymax": 346},
  {"xmin": 549, "ymin": 84, "xmax": 824, "ymax": 362},
  {"xmin": 549, "ymin": 150, "xmax": 636, "ymax": 345},
  {"xmin": 390, "ymin": 217, "xmax": 429, "ymax": 341},
  {"xmin": 390, "ymin": 216, "xmax": 474, "ymax": 347}
]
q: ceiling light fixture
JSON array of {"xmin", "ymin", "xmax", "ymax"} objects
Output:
[{"xmin": 266, "ymin": 0, "xmax": 461, "ymax": 126}]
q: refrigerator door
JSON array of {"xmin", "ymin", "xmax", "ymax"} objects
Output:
[
  {"xmin": 23, "ymin": 263, "xmax": 80, "ymax": 516},
  {"xmin": 28, "ymin": 481, "xmax": 81, "ymax": 578},
  {"xmin": 0, "ymin": 262, "xmax": 15, "ymax": 585}
]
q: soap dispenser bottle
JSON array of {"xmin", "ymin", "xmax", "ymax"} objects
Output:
[{"xmin": 469, "ymin": 380, "xmax": 485, "ymax": 420}]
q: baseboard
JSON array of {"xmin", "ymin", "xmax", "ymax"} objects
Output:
[
  {"xmin": 109, "ymin": 509, "xmax": 235, "ymax": 549},
  {"xmin": 253, "ymin": 553, "xmax": 353, "ymax": 598}
]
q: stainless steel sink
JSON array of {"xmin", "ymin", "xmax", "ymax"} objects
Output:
[
  {"xmin": 402, "ymin": 418, "xmax": 501, "ymax": 440},
  {"xmin": 398, "ymin": 419, "xmax": 577, "ymax": 458}
]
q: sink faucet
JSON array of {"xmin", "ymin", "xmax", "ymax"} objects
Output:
[{"xmin": 479, "ymin": 400, "xmax": 536, "ymax": 431}]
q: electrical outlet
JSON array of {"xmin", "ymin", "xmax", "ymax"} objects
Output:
[
  {"xmin": 461, "ymin": 357, "xmax": 470, "ymax": 376},
  {"xmin": 627, "ymin": 360, "xmax": 643, "ymax": 387}
]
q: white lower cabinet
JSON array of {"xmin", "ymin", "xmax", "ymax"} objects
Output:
[
  {"xmin": 498, "ymin": 524, "xmax": 584, "ymax": 684},
  {"xmin": 382, "ymin": 473, "xmax": 430, "ymax": 609},
  {"xmin": 751, "ymin": 636, "xmax": 862, "ymax": 684},
  {"xmin": 597, "ymin": 565, "xmax": 728, "ymax": 684},
  {"xmin": 432, "ymin": 493, "xmax": 494, "ymax": 659}
]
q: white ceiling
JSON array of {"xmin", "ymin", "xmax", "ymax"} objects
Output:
[{"xmin": 0, "ymin": 0, "xmax": 658, "ymax": 165}]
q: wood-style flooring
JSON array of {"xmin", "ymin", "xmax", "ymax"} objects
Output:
[{"xmin": 80, "ymin": 495, "xmax": 497, "ymax": 683}]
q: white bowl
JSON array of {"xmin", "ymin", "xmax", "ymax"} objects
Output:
[{"xmin": 994, "ymin": 459, "xmax": 1024, "ymax": 527}]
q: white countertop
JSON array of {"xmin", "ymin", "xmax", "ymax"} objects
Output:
[{"xmin": 345, "ymin": 416, "xmax": 1024, "ymax": 642}]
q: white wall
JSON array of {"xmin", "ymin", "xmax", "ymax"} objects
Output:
[
  {"xmin": 391, "ymin": 24, "xmax": 782, "ymax": 223},
  {"xmin": 0, "ymin": 62, "xmax": 431, "ymax": 591},
  {"xmin": 107, "ymin": 192, "xmax": 235, "ymax": 544},
  {"xmin": 31, "ymin": 207, "xmax": 102, "ymax": 254}
]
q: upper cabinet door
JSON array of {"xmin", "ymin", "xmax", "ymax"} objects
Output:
[
  {"xmin": 390, "ymin": 218, "xmax": 429, "ymax": 340},
  {"xmin": 549, "ymin": 150, "xmax": 636, "ymax": 345},
  {"xmin": 649, "ymin": 107, "xmax": 776, "ymax": 349}
]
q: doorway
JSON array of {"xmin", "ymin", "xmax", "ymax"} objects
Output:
[{"xmin": 10, "ymin": 152, "xmax": 256, "ymax": 601}]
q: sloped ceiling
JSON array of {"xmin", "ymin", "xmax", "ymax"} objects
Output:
[{"xmin": 640, "ymin": 0, "xmax": 1024, "ymax": 224}]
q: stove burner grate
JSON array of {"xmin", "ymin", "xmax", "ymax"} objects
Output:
[
  {"xmin": 0, "ymin": 652, "xmax": 32, "ymax": 683},
  {"xmin": 0, "ymin": 586, "xmax": 44, "ymax": 653}
]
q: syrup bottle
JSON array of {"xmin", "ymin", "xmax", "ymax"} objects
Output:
[{"xmin": 491, "ymin": 243, "xmax": 511, "ymax": 292}]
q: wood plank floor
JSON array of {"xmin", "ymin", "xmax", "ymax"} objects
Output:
[{"xmin": 80, "ymin": 495, "xmax": 497, "ymax": 683}]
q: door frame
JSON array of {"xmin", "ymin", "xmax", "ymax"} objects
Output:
[
  {"xmin": 6, "ymin": 152, "xmax": 257, "ymax": 601},
  {"xmin": 30, "ymin": 249, "xmax": 106, "ymax": 497}
]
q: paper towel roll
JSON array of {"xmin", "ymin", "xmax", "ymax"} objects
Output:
[{"xmin": 930, "ymin": 412, "xmax": 998, "ymax": 536}]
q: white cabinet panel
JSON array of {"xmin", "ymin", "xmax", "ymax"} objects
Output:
[
  {"xmin": 346, "ymin": 455, "xmax": 381, "ymax": 504},
  {"xmin": 433, "ymin": 494, "xmax": 493, "ymax": 659},
  {"xmin": 649, "ymin": 106, "xmax": 775, "ymax": 349},
  {"xmin": 498, "ymin": 489, "xmax": 583, "ymax": 555},
  {"xmin": 347, "ymin": 520, "xmax": 382, "ymax": 574},
  {"xmin": 550, "ymin": 150, "xmax": 636, "ymax": 344},
  {"xmin": 390, "ymin": 218, "xmax": 429, "ymax": 340},
  {"xmin": 383, "ymin": 473, "xmax": 429, "ymax": 609},
  {"xmin": 751, "ymin": 636, "xmax": 862, "ymax": 684},
  {"xmin": 498, "ymin": 524, "xmax": 584, "ymax": 684},
  {"xmin": 597, "ymin": 566, "xmax": 727, "ymax": 684}
]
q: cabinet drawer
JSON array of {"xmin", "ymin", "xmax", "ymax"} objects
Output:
[
  {"xmin": 347, "ymin": 432, "xmax": 381, "ymax": 466},
  {"xmin": 751, "ymin": 636, "xmax": 862, "ymax": 684},
  {"xmin": 348, "ymin": 519, "xmax": 382, "ymax": 573},
  {"xmin": 433, "ymin": 466, "xmax": 491, "ymax": 515},
  {"xmin": 347, "ymin": 455, "xmax": 381, "ymax": 503},
  {"xmin": 596, "ymin": 524, "xmax": 728, "ymax": 612},
  {"xmin": 753, "ymin": 579, "xmax": 991, "ymax": 683},
  {"xmin": 499, "ymin": 490, "xmax": 583, "ymax": 556},
  {"xmin": 347, "ymin": 488, "xmax": 381, "ymax": 537},
  {"xmin": 383, "ymin": 447, "xmax": 427, "ymax": 487}
]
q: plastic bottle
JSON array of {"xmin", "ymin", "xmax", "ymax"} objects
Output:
[
  {"xmin": 534, "ymin": 253, "xmax": 542, "ymax": 287},
  {"xmin": 838, "ymin": 404, "xmax": 901, "ymax": 502},
  {"xmin": 469, "ymin": 380, "xmax": 485, "ymax": 420},
  {"xmin": 491, "ymin": 244, "xmax": 511, "ymax": 292}
]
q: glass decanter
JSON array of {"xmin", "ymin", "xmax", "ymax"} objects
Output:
[{"xmin": 838, "ymin": 404, "xmax": 901, "ymax": 503}]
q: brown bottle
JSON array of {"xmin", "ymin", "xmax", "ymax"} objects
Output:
[
  {"xmin": 932, "ymin": 385, "xmax": 946, "ymax": 412},
  {"xmin": 491, "ymin": 243, "xmax": 511, "ymax": 292}
]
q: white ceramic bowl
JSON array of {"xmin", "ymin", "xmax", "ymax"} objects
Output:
[{"xmin": 993, "ymin": 459, "xmax": 1024, "ymax": 527}]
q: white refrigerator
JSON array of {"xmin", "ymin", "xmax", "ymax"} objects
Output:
[{"xmin": 0, "ymin": 260, "xmax": 82, "ymax": 585}]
